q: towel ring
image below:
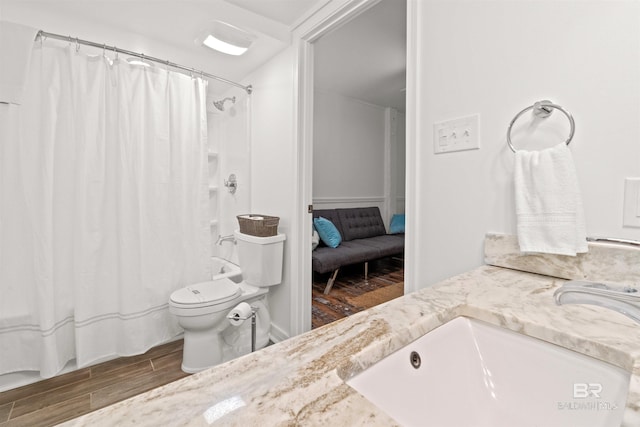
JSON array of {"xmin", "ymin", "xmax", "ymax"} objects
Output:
[{"xmin": 506, "ymin": 100, "xmax": 575, "ymax": 153}]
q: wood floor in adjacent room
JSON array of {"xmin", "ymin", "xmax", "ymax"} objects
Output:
[
  {"xmin": 312, "ymin": 257, "xmax": 405, "ymax": 329},
  {"xmin": 0, "ymin": 340, "xmax": 189, "ymax": 427}
]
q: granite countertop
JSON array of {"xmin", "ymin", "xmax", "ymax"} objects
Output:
[{"xmin": 62, "ymin": 235, "xmax": 640, "ymax": 426}]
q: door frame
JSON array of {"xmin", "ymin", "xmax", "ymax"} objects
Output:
[{"xmin": 291, "ymin": 0, "xmax": 419, "ymax": 335}]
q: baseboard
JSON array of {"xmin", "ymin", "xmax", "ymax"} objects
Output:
[{"xmin": 269, "ymin": 323, "xmax": 290, "ymax": 344}]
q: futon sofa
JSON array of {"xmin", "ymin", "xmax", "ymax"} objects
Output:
[{"xmin": 312, "ymin": 207, "xmax": 404, "ymax": 294}]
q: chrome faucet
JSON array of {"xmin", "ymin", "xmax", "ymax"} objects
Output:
[
  {"xmin": 216, "ymin": 234, "xmax": 236, "ymax": 245},
  {"xmin": 554, "ymin": 280, "xmax": 640, "ymax": 324}
]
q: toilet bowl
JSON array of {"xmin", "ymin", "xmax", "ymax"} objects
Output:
[
  {"xmin": 169, "ymin": 232, "xmax": 286, "ymax": 373},
  {"xmin": 169, "ymin": 278, "xmax": 267, "ymax": 373}
]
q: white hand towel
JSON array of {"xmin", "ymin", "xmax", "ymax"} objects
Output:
[
  {"xmin": 0, "ymin": 21, "xmax": 38, "ymax": 104},
  {"xmin": 514, "ymin": 142, "xmax": 588, "ymax": 256}
]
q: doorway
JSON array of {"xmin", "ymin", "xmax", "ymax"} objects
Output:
[{"xmin": 305, "ymin": 0, "xmax": 407, "ymax": 328}]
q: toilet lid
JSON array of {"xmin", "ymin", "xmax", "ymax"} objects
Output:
[{"xmin": 170, "ymin": 277, "xmax": 241, "ymax": 307}]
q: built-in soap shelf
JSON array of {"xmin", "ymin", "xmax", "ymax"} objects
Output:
[
  {"xmin": 208, "ymin": 136, "xmax": 218, "ymax": 244},
  {"xmin": 208, "ymin": 145, "xmax": 218, "ymax": 242}
]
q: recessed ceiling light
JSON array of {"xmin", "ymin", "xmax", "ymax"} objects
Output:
[
  {"xmin": 202, "ymin": 35, "xmax": 249, "ymax": 56},
  {"xmin": 196, "ymin": 21, "xmax": 254, "ymax": 56}
]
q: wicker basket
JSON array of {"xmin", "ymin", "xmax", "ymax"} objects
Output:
[{"xmin": 237, "ymin": 214, "xmax": 280, "ymax": 237}]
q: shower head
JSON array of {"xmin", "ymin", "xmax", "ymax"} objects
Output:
[{"xmin": 213, "ymin": 96, "xmax": 236, "ymax": 111}]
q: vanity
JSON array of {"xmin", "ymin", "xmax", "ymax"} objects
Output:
[{"xmin": 62, "ymin": 234, "xmax": 640, "ymax": 426}]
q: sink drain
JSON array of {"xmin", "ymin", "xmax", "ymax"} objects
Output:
[{"xmin": 409, "ymin": 351, "xmax": 421, "ymax": 369}]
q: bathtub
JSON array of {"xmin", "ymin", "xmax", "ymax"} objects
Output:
[{"xmin": 211, "ymin": 256, "xmax": 242, "ymax": 281}]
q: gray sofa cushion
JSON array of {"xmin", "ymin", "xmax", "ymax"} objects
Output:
[
  {"xmin": 336, "ymin": 207, "xmax": 386, "ymax": 241},
  {"xmin": 311, "ymin": 241, "xmax": 380, "ymax": 274},
  {"xmin": 355, "ymin": 234, "xmax": 405, "ymax": 258}
]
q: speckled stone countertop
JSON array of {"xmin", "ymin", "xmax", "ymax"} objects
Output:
[{"xmin": 62, "ymin": 234, "xmax": 640, "ymax": 426}]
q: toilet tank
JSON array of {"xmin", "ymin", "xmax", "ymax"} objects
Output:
[{"xmin": 234, "ymin": 231, "xmax": 286, "ymax": 287}]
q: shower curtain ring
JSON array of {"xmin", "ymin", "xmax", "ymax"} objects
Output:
[
  {"xmin": 113, "ymin": 46, "xmax": 118, "ymax": 61},
  {"xmin": 75, "ymin": 37, "xmax": 80, "ymax": 53}
]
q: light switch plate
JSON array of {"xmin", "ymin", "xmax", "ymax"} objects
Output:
[
  {"xmin": 623, "ymin": 178, "xmax": 640, "ymax": 228},
  {"xmin": 433, "ymin": 114, "xmax": 480, "ymax": 154}
]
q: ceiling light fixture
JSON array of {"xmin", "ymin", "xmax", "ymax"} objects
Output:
[
  {"xmin": 196, "ymin": 21, "xmax": 254, "ymax": 56},
  {"xmin": 202, "ymin": 34, "xmax": 248, "ymax": 56}
]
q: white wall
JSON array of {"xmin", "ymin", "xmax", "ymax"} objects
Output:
[
  {"xmin": 312, "ymin": 91, "xmax": 406, "ymax": 226},
  {"xmin": 313, "ymin": 90, "xmax": 386, "ymax": 212},
  {"xmin": 244, "ymin": 46, "xmax": 296, "ymax": 341},
  {"xmin": 410, "ymin": 1, "xmax": 640, "ymax": 288}
]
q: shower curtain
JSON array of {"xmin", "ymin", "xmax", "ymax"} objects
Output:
[{"xmin": 0, "ymin": 42, "xmax": 211, "ymax": 378}]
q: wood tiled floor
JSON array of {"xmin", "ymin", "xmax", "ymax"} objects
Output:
[
  {"xmin": 312, "ymin": 257, "xmax": 405, "ymax": 329},
  {"xmin": 0, "ymin": 339, "xmax": 189, "ymax": 426}
]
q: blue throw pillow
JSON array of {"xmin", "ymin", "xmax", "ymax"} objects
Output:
[
  {"xmin": 390, "ymin": 214, "xmax": 405, "ymax": 234},
  {"xmin": 313, "ymin": 217, "xmax": 342, "ymax": 248}
]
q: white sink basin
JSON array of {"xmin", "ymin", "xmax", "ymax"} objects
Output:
[{"xmin": 346, "ymin": 317, "xmax": 630, "ymax": 427}]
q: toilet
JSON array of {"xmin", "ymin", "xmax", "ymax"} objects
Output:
[{"xmin": 169, "ymin": 231, "xmax": 286, "ymax": 373}]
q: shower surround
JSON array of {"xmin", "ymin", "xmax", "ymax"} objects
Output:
[{"xmin": 207, "ymin": 90, "xmax": 252, "ymax": 264}]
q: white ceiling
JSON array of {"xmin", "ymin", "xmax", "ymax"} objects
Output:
[
  {"xmin": 314, "ymin": 0, "xmax": 406, "ymax": 112},
  {"xmin": 226, "ymin": 0, "xmax": 327, "ymax": 26},
  {"xmin": 0, "ymin": 0, "xmax": 406, "ymax": 103}
]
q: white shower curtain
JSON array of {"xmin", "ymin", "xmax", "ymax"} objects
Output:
[{"xmin": 0, "ymin": 42, "xmax": 211, "ymax": 378}]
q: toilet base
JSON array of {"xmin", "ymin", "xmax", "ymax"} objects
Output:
[
  {"xmin": 181, "ymin": 332, "xmax": 270, "ymax": 374},
  {"xmin": 181, "ymin": 329, "xmax": 224, "ymax": 373},
  {"xmin": 179, "ymin": 298, "xmax": 271, "ymax": 373}
]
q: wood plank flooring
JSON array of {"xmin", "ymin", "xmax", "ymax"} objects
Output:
[
  {"xmin": 0, "ymin": 258, "xmax": 404, "ymax": 426},
  {"xmin": 311, "ymin": 257, "xmax": 405, "ymax": 329},
  {"xmin": 0, "ymin": 339, "xmax": 189, "ymax": 426}
]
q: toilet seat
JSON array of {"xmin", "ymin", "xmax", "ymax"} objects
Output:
[{"xmin": 170, "ymin": 277, "xmax": 241, "ymax": 311}]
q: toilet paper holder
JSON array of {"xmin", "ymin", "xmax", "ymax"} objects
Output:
[{"xmin": 227, "ymin": 305, "xmax": 259, "ymax": 353}]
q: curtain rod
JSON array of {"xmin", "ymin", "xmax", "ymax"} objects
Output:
[{"xmin": 36, "ymin": 30, "xmax": 253, "ymax": 94}]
